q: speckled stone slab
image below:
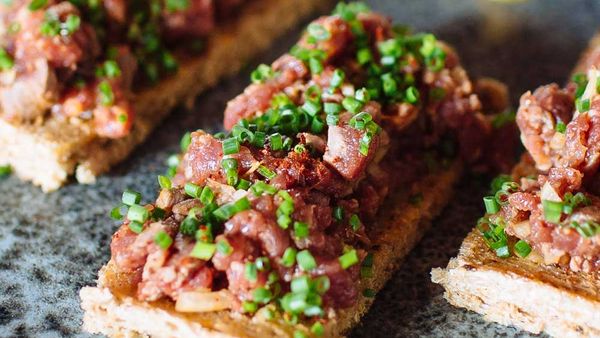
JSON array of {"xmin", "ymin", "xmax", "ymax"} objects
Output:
[{"xmin": 1, "ymin": 1, "xmax": 599, "ymax": 337}]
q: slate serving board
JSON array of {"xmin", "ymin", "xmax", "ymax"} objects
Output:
[{"xmin": 1, "ymin": 0, "xmax": 598, "ymax": 337}]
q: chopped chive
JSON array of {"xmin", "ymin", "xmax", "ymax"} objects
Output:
[
  {"xmin": 294, "ymin": 144, "xmax": 306, "ymax": 154},
  {"xmin": 576, "ymin": 98, "xmax": 590, "ymax": 112},
  {"xmin": 179, "ymin": 213, "xmax": 200, "ymax": 236},
  {"xmin": 28, "ymin": 0, "xmax": 47, "ymax": 10},
  {"xmin": 216, "ymin": 239, "xmax": 233, "ymax": 256},
  {"xmin": 236, "ymin": 179, "xmax": 251, "ymax": 190},
  {"xmin": 296, "ymin": 250, "xmax": 317, "ymax": 271},
  {"xmin": 154, "ymin": 230, "xmax": 173, "ymax": 250},
  {"xmin": 128, "ymin": 221, "xmax": 144, "ymax": 234},
  {"xmin": 355, "ymin": 88, "xmax": 370, "ymax": 103},
  {"xmin": 122, "ymin": 189, "xmax": 142, "ymax": 206},
  {"xmin": 301, "ymin": 100, "xmax": 321, "ymax": 116},
  {"xmin": 291, "ymin": 275, "xmax": 311, "ymax": 294},
  {"xmin": 0, "ymin": 48, "xmax": 14, "ymax": 71},
  {"xmin": 405, "ymin": 86, "xmax": 419, "ymax": 103},
  {"xmin": 257, "ymin": 165, "xmax": 276, "ymax": 180},
  {"xmin": 269, "ymin": 133, "xmax": 283, "ymax": 151},
  {"xmin": 110, "ymin": 205, "xmax": 125, "ymax": 221},
  {"xmin": 282, "ymin": 247, "xmax": 297, "ymax": 267},
  {"xmin": 157, "ymin": 175, "xmax": 172, "ymax": 189},
  {"xmin": 127, "ymin": 205, "xmax": 149, "ymax": 223},
  {"xmin": 250, "ymin": 181, "xmax": 278, "ymax": 196},
  {"xmin": 381, "ymin": 73, "xmax": 397, "ymax": 97},
  {"xmin": 570, "ymin": 221, "xmax": 600, "ymax": 238},
  {"xmin": 339, "ymin": 249, "xmax": 359, "ymax": 269},
  {"xmin": 330, "ymin": 69, "xmax": 345, "ymax": 88},
  {"xmin": 342, "ymin": 97, "xmax": 363, "ymax": 114},
  {"xmin": 213, "ymin": 197, "xmax": 251, "ymax": 221},
  {"xmin": 294, "ymin": 221, "xmax": 309, "ymax": 238},
  {"xmin": 324, "ymin": 102, "xmax": 342, "ymax": 115},
  {"xmin": 195, "ymin": 225, "xmax": 213, "ymax": 243},
  {"xmin": 514, "ymin": 240, "xmax": 531, "ymax": 258},
  {"xmin": 349, "ymin": 214, "xmax": 361, "ymax": 231},
  {"xmin": 556, "ymin": 121, "xmax": 566, "ymax": 133},
  {"xmin": 307, "ymin": 23, "xmax": 331, "ymax": 41},
  {"xmin": 483, "ymin": 196, "xmax": 500, "ymax": 214},
  {"xmin": 311, "ymin": 322, "xmax": 324, "ymax": 336},
  {"xmin": 242, "ymin": 300, "xmax": 258, "ymax": 313},
  {"xmin": 184, "ymin": 182, "xmax": 202, "ymax": 198},
  {"xmin": 333, "ymin": 206, "xmax": 344, "ymax": 221},
  {"xmin": 98, "ymin": 81, "xmax": 114, "ymax": 106},
  {"xmin": 199, "ymin": 186, "xmax": 214, "ymax": 204},
  {"xmin": 313, "ymin": 275, "xmax": 330, "ymax": 294},
  {"xmin": 309, "ymin": 57, "xmax": 323, "ymax": 74},
  {"xmin": 542, "ymin": 200, "xmax": 563, "ymax": 223},
  {"xmin": 180, "ymin": 132, "xmax": 192, "ymax": 152},
  {"xmin": 356, "ymin": 48, "xmax": 372, "ymax": 65},
  {"xmin": 251, "ymin": 64, "xmax": 274, "ymax": 84},
  {"xmin": 190, "ymin": 242, "xmax": 216, "ymax": 260},
  {"xmin": 252, "ymin": 287, "xmax": 272, "ymax": 304},
  {"xmin": 222, "ymin": 137, "xmax": 240, "ymax": 155},
  {"xmin": 151, "ymin": 207, "xmax": 166, "ymax": 220},
  {"xmin": 326, "ymin": 114, "xmax": 339, "ymax": 126},
  {"xmin": 245, "ymin": 262, "xmax": 258, "ymax": 282},
  {"xmin": 293, "ymin": 330, "xmax": 308, "ymax": 338}
]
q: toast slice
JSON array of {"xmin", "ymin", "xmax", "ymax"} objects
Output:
[
  {"xmin": 81, "ymin": 162, "xmax": 462, "ymax": 337},
  {"xmin": 0, "ymin": 0, "xmax": 329, "ymax": 192},
  {"xmin": 431, "ymin": 230, "xmax": 599, "ymax": 338},
  {"xmin": 432, "ymin": 32, "xmax": 600, "ymax": 338}
]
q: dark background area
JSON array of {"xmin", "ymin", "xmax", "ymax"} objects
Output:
[{"xmin": 1, "ymin": 0, "xmax": 598, "ymax": 337}]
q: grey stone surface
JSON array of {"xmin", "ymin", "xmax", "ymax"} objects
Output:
[{"xmin": 1, "ymin": 0, "xmax": 598, "ymax": 337}]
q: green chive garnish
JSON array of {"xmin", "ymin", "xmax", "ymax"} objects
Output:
[
  {"xmin": 339, "ymin": 249, "xmax": 359, "ymax": 269},
  {"xmin": 293, "ymin": 221, "xmax": 309, "ymax": 238},
  {"xmin": 483, "ymin": 196, "xmax": 500, "ymax": 214},
  {"xmin": 190, "ymin": 242, "xmax": 216, "ymax": 260},
  {"xmin": 542, "ymin": 200, "xmax": 563, "ymax": 223},
  {"xmin": 122, "ymin": 189, "xmax": 142, "ymax": 206},
  {"xmin": 245, "ymin": 262, "xmax": 258, "ymax": 282},
  {"xmin": 281, "ymin": 247, "xmax": 297, "ymax": 267},
  {"xmin": 514, "ymin": 240, "xmax": 531, "ymax": 258},
  {"xmin": 154, "ymin": 230, "xmax": 173, "ymax": 250},
  {"xmin": 213, "ymin": 197, "xmax": 251, "ymax": 221},
  {"xmin": 296, "ymin": 250, "xmax": 317, "ymax": 271},
  {"xmin": 127, "ymin": 205, "xmax": 149, "ymax": 223}
]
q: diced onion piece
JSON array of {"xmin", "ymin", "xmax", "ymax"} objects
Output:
[
  {"xmin": 540, "ymin": 181, "xmax": 562, "ymax": 202},
  {"xmin": 175, "ymin": 290, "xmax": 234, "ymax": 313},
  {"xmin": 579, "ymin": 68, "xmax": 600, "ymax": 104},
  {"xmin": 549, "ymin": 132, "xmax": 566, "ymax": 150},
  {"xmin": 511, "ymin": 220, "xmax": 531, "ymax": 238}
]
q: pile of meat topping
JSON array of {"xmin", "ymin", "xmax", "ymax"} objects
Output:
[
  {"xmin": 0, "ymin": 0, "xmax": 248, "ymax": 138},
  {"xmin": 108, "ymin": 3, "xmax": 498, "ymax": 330},
  {"xmin": 479, "ymin": 68, "xmax": 600, "ymax": 273}
]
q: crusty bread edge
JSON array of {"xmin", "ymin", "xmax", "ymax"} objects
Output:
[
  {"xmin": 431, "ymin": 31, "xmax": 600, "ymax": 338},
  {"xmin": 0, "ymin": 0, "xmax": 330, "ymax": 192},
  {"xmin": 80, "ymin": 162, "xmax": 462, "ymax": 337},
  {"xmin": 431, "ymin": 230, "xmax": 600, "ymax": 338}
]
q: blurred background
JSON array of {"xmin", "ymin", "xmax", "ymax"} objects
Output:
[{"xmin": 1, "ymin": 0, "xmax": 599, "ymax": 337}]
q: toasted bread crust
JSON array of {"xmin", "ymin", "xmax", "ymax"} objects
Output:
[
  {"xmin": 0, "ymin": 0, "xmax": 329, "ymax": 192},
  {"xmin": 431, "ymin": 230, "xmax": 599, "ymax": 338},
  {"xmin": 80, "ymin": 162, "xmax": 462, "ymax": 337}
]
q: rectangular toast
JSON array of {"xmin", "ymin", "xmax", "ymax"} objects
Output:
[
  {"xmin": 79, "ymin": 3, "xmax": 508, "ymax": 337},
  {"xmin": 81, "ymin": 163, "xmax": 461, "ymax": 337},
  {"xmin": 432, "ymin": 32, "xmax": 600, "ymax": 338},
  {"xmin": 0, "ymin": 0, "xmax": 329, "ymax": 192}
]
